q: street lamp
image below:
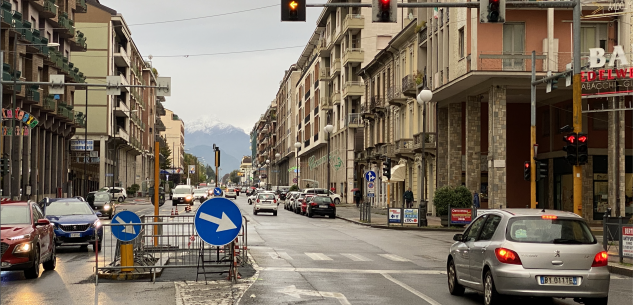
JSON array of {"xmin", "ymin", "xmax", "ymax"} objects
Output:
[
  {"xmin": 323, "ymin": 124, "xmax": 334, "ymax": 194},
  {"xmin": 275, "ymin": 153, "xmax": 281, "ymax": 189},
  {"xmin": 416, "ymin": 85, "xmax": 433, "ymax": 227},
  {"xmin": 294, "ymin": 142, "xmax": 301, "ymax": 188},
  {"xmin": 266, "ymin": 159, "xmax": 270, "ymax": 190}
]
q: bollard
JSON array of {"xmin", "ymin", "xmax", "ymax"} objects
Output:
[{"xmin": 121, "ymin": 243, "xmax": 134, "ymax": 272}]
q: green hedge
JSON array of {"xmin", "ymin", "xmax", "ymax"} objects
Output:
[{"xmin": 433, "ymin": 185, "xmax": 472, "ymax": 216}]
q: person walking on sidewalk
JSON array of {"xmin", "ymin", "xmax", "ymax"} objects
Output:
[
  {"xmin": 473, "ymin": 191, "xmax": 480, "ymax": 209},
  {"xmin": 404, "ymin": 187, "xmax": 414, "ymax": 208},
  {"xmin": 354, "ymin": 190, "xmax": 361, "ymax": 207}
]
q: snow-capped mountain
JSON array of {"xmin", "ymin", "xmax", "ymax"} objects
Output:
[{"xmin": 184, "ymin": 116, "xmax": 250, "ymax": 174}]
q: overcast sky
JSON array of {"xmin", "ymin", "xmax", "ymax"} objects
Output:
[{"xmin": 102, "ymin": 0, "xmax": 323, "ymax": 132}]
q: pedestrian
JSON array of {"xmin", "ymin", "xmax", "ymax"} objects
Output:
[
  {"xmin": 404, "ymin": 187, "xmax": 414, "ymax": 208},
  {"xmin": 354, "ymin": 190, "xmax": 361, "ymax": 207},
  {"xmin": 473, "ymin": 191, "xmax": 480, "ymax": 209}
]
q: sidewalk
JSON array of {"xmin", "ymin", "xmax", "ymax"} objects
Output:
[{"xmin": 335, "ymin": 204, "xmax": 462, "ymax": 231}]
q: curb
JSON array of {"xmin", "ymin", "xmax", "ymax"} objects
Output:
[
  {"xmin": 336, "ymin": 215, "xmax": 463, "ymax": 232},
  {"xmin": 608, "ymin": 264, "xmax": 633, "ymax": 277},
  {"xmin": 98, "ymin": 266, "xmax": 165, "ymax": 280}
]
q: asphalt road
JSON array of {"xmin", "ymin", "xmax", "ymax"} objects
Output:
[{"xmin": 237, "ymin": 195, "xmax": 633, "ymax": 305}]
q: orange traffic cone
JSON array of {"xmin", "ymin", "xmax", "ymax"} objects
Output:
[
  {"xmin": 175, "ymin": 208, "xmax": 179, "ymax": 216},
  {"xmin": 170, "ymin": 208, "xmax": 175, "ymax": 218}
]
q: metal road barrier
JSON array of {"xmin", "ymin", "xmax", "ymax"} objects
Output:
[
  {"xmin": 602, "ymin": 213, "xmax": 633, "ymax": 264},
  {"xmin": 93, "ymin": 214, "xmax": 248, "ymax": 284}
]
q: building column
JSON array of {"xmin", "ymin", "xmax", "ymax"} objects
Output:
[
  {"xmin": 45, "ymin": 131, "xmax": 52, "ymax": 196},
  {"xmin": 347, "ymin": 129, "xmax": 354, "ymax": 204},
  {"xmin": 618, "ymin": 97, "xmax": 626, "ymax": 217},
  {"xmin": 436, "ymin": 107, "xmax": 448, "ymax": 188},
  {"xmin": 448, "ymin": 103, "xmax": 462, "ymax": 187},
  {"xmin": 465, "ymin": 96, "xmax": 481, "ymax": 192},
  {"xmin": 608, "ymin": 97, "xmax": 621, "ymax": 215},
  {"xmin": 30, "ymin": 127, "xmax": 39, "ymax": 200},
  {"xmin": 21, "ymin": 125, "xmax": 31, "ymax": 198},
  {"xmin": 40, "ymin": 129, "xmax": 46, "ymax": 198},
  {"xmin": 582, "ymin": 155, "xmax": 594, "ymax": 221},
  {"xmin": 99, "ymin": 137, "xmax": 106, "ymax": 188},
  {"xmin": 488, "ymin": 85, "xmax": 507, "ymax": 209},
  {"xmin": 52, "ymin": 134, "xmax": 59, "ymax": 196}
]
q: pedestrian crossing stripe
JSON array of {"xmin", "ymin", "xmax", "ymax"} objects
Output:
[
  {"xmin": 340, "ymin": 253, "xmax": 372, "ymax": 261},
  {"xmin": 305, "ymin": 252, "xmax": 333, "ymax": 261},
  {"xmin": 378, "ymin": 254, "xmax": 410, "ymax": 262},
  {"xmin": 263, "ymin": 252, "xmax": 413, "ymax": 262}
]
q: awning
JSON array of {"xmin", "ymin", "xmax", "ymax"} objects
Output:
[{"xmin": 382, "ymin": 164, "xmax": 406, "ymax": 182}]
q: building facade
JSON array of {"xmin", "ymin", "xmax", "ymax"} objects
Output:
[{"xmin": 159, "ymin": 108, "xmax": 184, "ymax": 182}]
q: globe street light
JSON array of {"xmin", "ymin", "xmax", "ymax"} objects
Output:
[
  {"xmin": 294, "ymin": 142, "xmax": 302, "ymax": 188},
  {"xmin": 323, "ymin": 124, "xmax": 334, "ymax": 195},
  {"xmin": 266, "ymin": 159, "xmax": 271, "ymax": 190},
  {"xmin": 416, "ymin": 85, "xmax": 433, "ymax": 227}
]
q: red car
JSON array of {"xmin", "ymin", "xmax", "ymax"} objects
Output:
[
  {"xmin": 1, "ymin": 200, "xmax": 57, "ymax": 278},
  {"xmin": 301, "ymin": 195, "xmax": 316, "ymax": 215}
]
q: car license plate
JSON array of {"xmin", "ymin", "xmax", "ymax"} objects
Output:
[
  {"xmin": 539, "ymin": 276, "xmax": 579, "ymax": 286},
  {"xmin": 319, "ymin": 205, "xmax": 328, "ymax": 208},
  {"xmin": 70, "ymin": 233, "xmax": 81, "ymax": 238}
]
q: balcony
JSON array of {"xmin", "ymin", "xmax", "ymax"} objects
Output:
[
  {"xmin": 361, "ymin": 104, "xmax": 374, "ymax": 120},
  {"xmin": 346, "ymin": 113, "xmax": 363, "ymax": 128},
  {"xmin": 330, "ymin": 59, "xmax": 341, "ymax": 78},
  {"xmin": 30, "ymin": 0, "xmax": 57, "ymax": 18},
  {"xmin": 116, "ymin": 127, "xmax": 129, "ymax": 142},
  {"xmin": 57, "ymin": 12, "xmax": 75, "ymax": 38},
  {"xmin": 395, "ymin": 139, "xmax": 414, "ymax": 156},
  {"xmin": 116, "ymin": 73, "xmax": 130, "ymax": 92},
  {"xmin": 42, "ymin": 95, "xmax": 56, "ymax": 112},
  {"xmin": 56, "ymin": 103, "xmax": 71, "ymax": 122},
  {"xmin": 321, "ymin": 96, "xmax": 332, "ymax": 110},
  {"xmin": 331, "ymin": 90, "xmax": 341, "ymax": 105},
  {"xmin": 74, "ymin": 112, "xmax": 87, "ymax": 128},
  {"xmin": 319, "ymin": 67, "xmax": 330, "ymax": 81},
  {"xmin": 478, "ymin": 51, "xmax": 559, "ymax": 72},
  {"xmin": 413, "ymin": 132, "xmax": 437, "ymax": 153},
  {"xmin": 387, "ymin": 86, "xmax": 407, "ymax": 106},
  {"xmin": 355, "ymin": 151, "xmax": 367, "ymax": 162},
  {"xmin": 370, "ymin": 96, "xmax": 385, "ymax": 112},
  {"xmin": 114, "ymin": 46, "xmax": 130, "ymax": 67},
  {"xmin": 342, "ymin": 48, "xmax": 364, "ymax": 67},
  {"xmin": 70, "ymin": 31, "xmax": 87, "ymax": 52},
  {"xmin": 76, "ymin": 0, "xmax": 87, "ymax": 13},
  {"xmin": 342, "ymin": 81, "xmax": 363, "ymax": 99},
  {"xmin": 401, "ymin": 75, "xmax": 418, "ymax": 97},
  {"xmin": 343, "ymin": 14, "xmax": 364, "ymax": 34},
  {"xmin": 114, "ymin": 99, "xmax": 130, "ymax": 116},
  {"xmin": 26, "ymin": 85, "xmax": 41, "ymax": 104}
]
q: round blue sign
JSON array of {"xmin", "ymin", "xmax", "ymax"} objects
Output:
[
  {"xmin": 111, "ymin": 211, "xmax": 142, "ymax": 242},
  {"xmin": 194, "ymin": 197, "xmax": 243, "ymax": 246},
  {"xmin": 214, "ymin": 187, "xmax": 223, "ymax": 196}
]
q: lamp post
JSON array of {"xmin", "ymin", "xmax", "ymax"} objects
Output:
[
  {"xmin": 323, "ymin": 124, "xmax": 333, "ymax": 193},
  {"xmin": 416, "ymin": 85, "xmax": 433, "ymax": 227},
  {"xmin": 275, "ymin": 153, "xmax": 280, "ymax": 189},
  {"xmin": 266, "ymin": 159, "xmax": 270, "ymax": 190},
  {"xmin": 294, "ymin": 142, "xmax": 301, "ymax": 188}
]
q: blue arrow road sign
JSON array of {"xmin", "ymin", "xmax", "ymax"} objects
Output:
[
  {"xmin": 214, "ymin": 187, "xmax": 223, "ymax": 196},
  {"xmin": 111, "ymin": 211, "xmax": 141, "ymax": 242},
  {"xmin": 194, "ymin": 197, "xmax": 243, "ymax": 246},
  {"xmin": 364, "ymin": 171, "xmax": 376, "ymax": 182}
]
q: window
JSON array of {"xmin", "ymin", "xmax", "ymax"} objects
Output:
[
  {"xmin": 478, "ymin": 215, "xmax": 502, "ymax": 240},
  {"xmin": 502, "ymin": 23, "xmax": 525, "ymax": 70},
  {"xmin": 458, "ymin": 27, "xmax": 465, "ymax": 58},
  {"xmin": 506, "ymin": 217, "xmax": 596, "ymax": 244},
  {"xmin": 580, "ymin": 24, "xmax": 607, "ymax": 56},
  {"xmin": 464, "ymin": 216, "xmax": 487, "ymax": 242}
]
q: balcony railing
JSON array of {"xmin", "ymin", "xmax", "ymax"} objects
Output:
[
  {"xmin": 402, "ymin": 74, "xmax": 417, "ymax": 97},
  {"xmin": 342, "ymin": 81, "xmax": 364, "ymax": 98},
  {"xmin": 74, "ymin": 111, "xmax": 86, "ymax": 128},
  {"xmin": 331, "ymin": 90, "xmax": 341, "ymax": 105},
  {"xmin": 43, "ymin": 95, "xmax": 56, "ymax": 111},
  {"xmin": 395, "ymin": 139, "xmax": 413, "ymax": 155},
  {"xmin": 346, "ymin": 113, "xmax": 362, "ymax": 128},
  {"xmin": 478, "ymin": 51, "xmax": 562, "ymax": 73},
  {"xmin": 330, "ymin": 59, "xmax": 341, "ymax": 77},
  {"xmin": 413, "ymin": 132, "xmax": 437, "ymax": 152},
  {"xmin": 26, "ymin": 85, "xmax": 41, "ymax": 103},
  {"xmin": 76, "ymin": 0, "xmax": 87, "ymax": 13},
  {"xmin": 370, "ymin": 96, "xmax": 384, "ymax": 111},
  {"xmin": 343, "ymin": 14, "xmax": 364, "ymax": 34},
  {"xmin": 321, "ymin": 96, "xmax": 332, "ymax": 110},
  {"xmin": 343, "ymin": 48, "xmax": 364, "ymax": 66}
]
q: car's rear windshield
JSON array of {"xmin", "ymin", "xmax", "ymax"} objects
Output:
[
  {"xmin": 313, "ymin": 197, "xmax": 332, "ymax": 204},
  {"xmin": 259, "ymin": 194, "xmax": 275, "ymax": 200},
  {"xmin": 506, "ymin": 216, "xmax": 596, "ymax": 244},
  {"xmin": 1, "ymin": 206, "xmax": 30, "ymax": 224}
]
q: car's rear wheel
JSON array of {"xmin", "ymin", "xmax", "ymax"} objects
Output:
[
  {"xmin": 484, "ymin": 270, "xmax": 502, "ymax": 305},
  {"xmin": 24, "ymin": 246, "xmax": 40, "ymax": 279},
  {"xmin": 43, "ymin": 243, "xmax": 56, "ymax": 271},
  {"xmin": 583, "ymin": 297, "xmax": 608, "ymax": 305},
  {"xmin": 447, "ymin": 259, "xmax": 465, "ymax": 296},
  {"xmin": 253, "ymin": 210, "xmax": 258, "ymax": 215}
]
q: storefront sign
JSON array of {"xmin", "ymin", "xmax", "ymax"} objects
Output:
[
  {"xmin": 623, "ymin": 226, "xmax": 633, "ymax": 258},
  {"xmin": 70, "ymin": 140, "xmax": 94, "ymax": 151},
  {"xmin": 1, "ymin": 107, "xmax": 39, "ymax": 136},
  {"xmin": 403, "ymin": 209, "xmax": 419, "ymax": 224},
  {"xmin": 388, "ymin": 209, "xmax": 401, "ymax": 223},
  {"xmin": 288, "ymin": 166, "xmax": 300, "ymax": 173},
  {"xmin": 308, "ymin": 153, "xmax": 343, "ymax": 171},
  {"xmin": 450, "ymin": 208, "xmax": 473, "ymax": 225}
]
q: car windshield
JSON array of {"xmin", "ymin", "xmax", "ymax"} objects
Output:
[
  {"xmin": 45, "ymin": 201, "xmax": 94, "ymax": 216},
  {"xmin": 94, "ymin": 193, "xmax": 110, "ymax": 201},
  {"xmin": 313, "ymin": 197, "xmax": 332, "ymax": 204},
  {"xmin": 0, "ymin": 205, "xmax": 30, "ymax": 224},
  {"xmin": 194, "ymin": 190, "xmax": 207, "ymax": 194},
  {"xmin": 174, "ymin": 188, "xmax": 191, "ymax": 194},
  {"xmin": 506, "ymin": 217, "xmax": 596, "ymax": 244},
  {"xmin": 259, "ymin": 194, "xmax": 275, "ymax": 200}
]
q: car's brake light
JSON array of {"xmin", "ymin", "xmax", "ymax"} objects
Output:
[
  {"xmin": 591, "ymin": 251, "xmax": 608, "ymax": 267},
  {"xmin": 257, "ymin": 199, "xmax": 260, "ymax": 203},
  {"xmin": 274, "ymin": 199, "xmax": 277, "ymax": 203},
  {"xmin": 495, "ymin": 248, "xmax": 522, "ymax": 265},
  {"xmin": 541, "ymin": 215, "xmax": 557, "ymax": 220},
  {"xmin": 329, "ymin": 203, "xmax": 335, "ymax": 208},
  {"xmin": 311, "ymin": 202, "xmax": 317, "ymax": 206}
]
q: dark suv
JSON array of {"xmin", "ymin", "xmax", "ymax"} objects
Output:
[
  {"xmin": 306, "ymin": 195, "xmax": 336, "ymax": 218},
  {"xmin": 1, "ymin": 200, "xmax": 57, "ymax": 279}
]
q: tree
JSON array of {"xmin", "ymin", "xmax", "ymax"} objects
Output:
[
  {"xmin": 229, "ymin": 170, "xmax": 240, "ymax": 184},
  {"xmin": 205, "ymin": 165, "xmax": 216, "ymax": 181},
  {"xmin": 160, "ymin": 144, "xmax": 172, "ymax": 170}
]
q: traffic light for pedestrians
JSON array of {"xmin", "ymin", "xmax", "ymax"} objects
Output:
[
  {"xmin": 523, "ymin": 161, "xmax": 530, "ymax": 181},
  {"xmin": 372, "ymin": 0, "xmax": 397, "ymax": 23},
  {"xmin": 0, "ymin": 158, "xmax": 8, "ymax": 176},
  {"xmin": 563, "ymin": 132, "xmax": 578, "ymax": 166},
  {"xmin": 383, "ymin": 158, "xmax": 391, "ymax": 180},
  {"xmin": 480, "ymin": 0, "xmax": 505, "ymax": 23},
  {"xmin": 535, "ymin": 160, "xmax": 548, "ymax": 182},
  {"xmin": 281, "ymin": 0, "xmax": 306, "ymax": 22},
  {"xmin": 577, "ymin": 133, "xmax": 588, "ymax": 165}
]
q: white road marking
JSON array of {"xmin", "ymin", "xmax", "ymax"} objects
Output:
[
  {"xmin": 379, "ymin": 254, "xmax": 410, "ymax": 262},
  {"xmin": 305, "ymin": 252, "xmax": 333, "ymax": 261},
  {"xmin": 268, "ymin": 251, "xmax": 293, "ymax": 260},
  {"xmin": 263, "ymin": 267, "xmax": 446, "ymax": 275},
  {"xmin": 382, "ymin": 273, "xmax": 443, "ymax": 305},
  {"xmin": 278, "ymin": 285, "xmax": 351, "ymax": 305},
  {"xmin": 341, "ymin": 253, "xmax": 372, "ymax": 262}
]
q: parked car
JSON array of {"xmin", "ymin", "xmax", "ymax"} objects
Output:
[
  {"xmin": 447, "ymin": 209, "xmax": 609, "ymax": 305},
  {"xmin": 172, "ymin": 187, "xmax": 194, "ymax": 206},
  {"xmin": 0, "ymin": 200, "xmax": 57, "ymax": 279},
  {"xmin": 44, "ymin": 200, "xmax": 103, "ymax": 251},
  {"xmin": 304, "ymin": 188, "xmax": 342, "ymax": 204},
  {"xmin": 306, "ymin": 195, "xmax": 336, "ymax": 218},
  {"xmin": 284, "ymin": 192, "xmax": 300, "ymax": 210},
  {"xmin": 97, "ymin": 187, "xmax": 127, "ymax": 203},
  {"xmin": 86, "ymin": 191, "xmax": 116, "ymax": 219},
  {"xmin": 225, "ymin": 188, "xmax": 237, "ymax": 199},
  {"xmin": 193, "ymin": 189, "xmax": 208, "ymax": 202},
  {"xmin": 293, "ymin": 193, "xmax": 307, "ymax": 214},
  {"xmin": 300, "ymin": 194, "xmax": 316, "ymax": 215},
  {"xmin": 253, "ymin": 192, "xmax": 278, "ymax": 216}
]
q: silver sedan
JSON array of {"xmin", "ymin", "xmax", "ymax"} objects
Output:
[{"xmin": 446, "ymin": 209, "xmax": 609, "ymax": 305}]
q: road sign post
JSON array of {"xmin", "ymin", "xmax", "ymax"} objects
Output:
[{"xmin": 111, "ymin": 211, "xmax": 142, "ymax": 272}]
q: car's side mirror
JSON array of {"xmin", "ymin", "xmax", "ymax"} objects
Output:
[
  {"xmin": 96, "ymin": 212, "xmax": 103, "ymax": 217},
  {"xmin": 36, "ymin": 219, "xmax": 51, "ymax": 226},
  {"xmin": 453, "ymin": 234, "xmax": 464, "ymax": 242}
]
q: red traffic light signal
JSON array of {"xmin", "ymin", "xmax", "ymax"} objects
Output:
[
  {"xmin": 578, "ymin": 134, "xmax": 587, "ymax": 143},
  {"xmin": 565, "ymin": 133, "xmax": 576, "ymax": 144},
  {"xmin": 372, "ymin": 0, "xmax": 397, "ymax": 23}
]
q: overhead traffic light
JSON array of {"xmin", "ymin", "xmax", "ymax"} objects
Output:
[
  {"xmin": 523, "ymin": 161, "xmax": 530, "ymax": 181},
  {"xmin": 0, "ymin": 158, "xmax": 9, "ymax": 176},
  {"xmin": 577, "ymin": 133, "xmax": 588, "ymax": 165},
  {"xmin": 563, "ymin": 133, "xmax": 578, "ymax": 166},
  {"xmin": 281, "ymin": 0, "xmax": 306, "ymax": 22},
  {"xmin": 480, "ymin": 0, "xmax": 505, "ymax": 23},
  {"xmin": 372, "ymin": 0, "xmax": 397, "ymax": 23},
  {"xmin": 383, "ymin": 157, "xmax": 391, "ymax": 180},
  {"xmin": 535, "ymin": 160, "xmax": 548, "ymax": 182},
  {"xmin": 546, "ymin": 76, "xmax": 560, "ymax": 93}
]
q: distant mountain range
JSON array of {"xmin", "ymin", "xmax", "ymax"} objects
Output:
[{"xmin": 184, "ymin": 116, "xmax": 250, "ymax": 176}]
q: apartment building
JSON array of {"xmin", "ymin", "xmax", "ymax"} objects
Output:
[
  {"xmin": 273, "ymin": 65, "xmax": 300, "ymax": 187},
  {"xmin": 72, "ymin": 0, "xmax": 155, "ymax": 193},
  {"xmin": 1, "ymin": 0, "xmax": 88, "ymax": 200},
  {"xmin": 159, "ymin": 108, "xmax": 184, "ymax": 183},
  {"xmin": 239, "ymin": 156, "xmax": 252, "ymax": 185},
  {"xmin": 253, "ymin": 103, "xmax": 277, "ymax": 189}
]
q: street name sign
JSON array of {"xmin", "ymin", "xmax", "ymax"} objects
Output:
[
  {"xmin": 194, "ymin": 197, "xmax": 243, "ymax": 246},
  {"xmin": 111, "ymin": 211, "xmax": 142, "ymax": 242}
]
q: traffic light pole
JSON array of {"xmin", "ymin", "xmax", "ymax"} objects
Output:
[
  {"xmin": 530, "ymin": 51, "xmax": 537, "ymax": 209},
  {"xmin": 572, "ymin": 0, "xmax": 582, "ymax": 217}
]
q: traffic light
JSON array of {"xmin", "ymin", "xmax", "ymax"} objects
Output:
[
  {"xmin": 372, "ymin": 0, "xmax": 397, "ymax": 23},
  {"xmin": 563, "ymin": 132, "xmax": 578, "ymax": 166},
  {"xmin": 480, "ymin": 0, "xmax": 505, "ymax": 23},
  {"xmin": 383, "ymin": 157, "xmax": 391, "ymax": 180},
  {"xmin": 281, "ymin": 0, "xmax": 306, "ymax": 22},
  {"xmin": 215, "ymin": 147, "xmax": 221, "ymax": 167},
  {"xmin": 0, "ymin": 158, "xmax": 9, "ymax": 176},
  {"xmin": 546, "ymin": 76, "xmax": 560, "ymax": 93},
  {"xmin": 535, "ymin": 160, "xmax": 548, "ymax": 182},
  {"xmin": 523, "ymin": 161, "xmax": 530, "ymax": 181},
  {"xmin": 577, "ymin": 133, "xmax": 588, "ymax": 165}
]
